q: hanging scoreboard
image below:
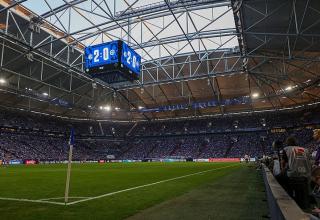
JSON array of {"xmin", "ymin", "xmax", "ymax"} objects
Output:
[
  {"xmin": 85, "ymin": 41, "xmax": 119, "ymax": 69},
  {"xmin": 84, "ymin": 40, "xmax": 141, "ymax": 83},
  {"xmin": 121, "ymin": 42, "xmax": 140, "ymax": 75}
]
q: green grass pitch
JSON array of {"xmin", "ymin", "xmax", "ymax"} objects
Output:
[{"xmin": 0, "ymin": 162, "xmax": 268, "ymax": 220}]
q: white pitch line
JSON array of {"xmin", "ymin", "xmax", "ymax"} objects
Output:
[
  {"xmin": 0, "ymin": 164, "xmax": 238, "ymax": 206},
  {"xmin": 67, "ymin": 164, "xmax": 238, "ymax": 206},
  {"xmin": 0, "ymin": 197, "xmax": 65, "ymax": 205},
  {"xmin": 39, "ymin": 196, "xmax": 90, "ymax": 201}
]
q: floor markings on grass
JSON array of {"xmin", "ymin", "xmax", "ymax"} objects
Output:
[
  {"xmin": 0, "ymin": 196, "xmax": 91, "ymax": 205},
  {"xmin": 0, "ymin": 164, "xmax": 238, "ymax": 206},
  {"xmin": 0, "ymin": 197, "xmax": 65, "ymax": 205},
  {"xmin": 39, "ymin": 196, "xmax": 90, "ymax": 201},
  {"xmin": 66, "ymin": 164, "xmax": 238, "ymax": 206}
]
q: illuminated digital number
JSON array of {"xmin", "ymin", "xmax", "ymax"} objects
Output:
[
  {"xmin": 127, "ymin": 51, "xmax": 131, "ymax": 64},
  {"xmin": 103, "ymin": 47, "xmax": 109, "ymax": 61},
  {"xmin": 94, "ymin": 49, "xmax": 99, "ymax": 63}
]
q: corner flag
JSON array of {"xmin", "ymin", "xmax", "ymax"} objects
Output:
[
  {"xmin": 68, "ymin": 128, "xmax": 75, "ymax": 146},
  {"xmin": 65, "ymin": 128, "xmax": 75, "ymax": 204}
]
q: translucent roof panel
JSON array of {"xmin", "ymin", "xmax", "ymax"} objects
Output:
[{"xmin": 22, "ymin": 0, "xmax": 238, "ymax": 61}]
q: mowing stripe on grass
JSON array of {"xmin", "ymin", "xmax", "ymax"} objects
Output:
[
  {"xmin": 0, "ymin": 197, "xmax": 65, "ymax": 205},
  {"xmin": 67, "ymin": 164, "xmax": 238, "ymax": 206}
]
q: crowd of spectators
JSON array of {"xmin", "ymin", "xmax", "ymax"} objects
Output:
[
  {"xmin": 118, "ymin": 129, "xmax": 317, "ymax": 160},
  {"xmin": 261, "ymin": 128, "xmax": 320, "ymax": 217},
  {"xmin": 0, "ymin": 107, "xmax": 319, "ymax": 163},
  {"xmin": 1, "ymin": 107, "xmax": 320, "ymax": 218},
  {"xmin": 131, "ymin": 109, "xmax": 320, "ymax": 136},
  {"xmin": 1, "ymin": 107, "xmax": 319, "ymax": 138},
  {"xmin": 0, "ymin": 132, "xmax": 124, "ymax": 161},
  {"xmin": 0, "ymin": 109, "xmax": 134, "ymax": 137}
]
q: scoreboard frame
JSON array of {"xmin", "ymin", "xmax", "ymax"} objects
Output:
[{"xmin": 84, "ymin": 40, "xmax": 141, "ymax": 83}]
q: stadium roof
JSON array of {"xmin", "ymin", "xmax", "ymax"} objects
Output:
[{"xmin": 0, "ymin": 0, "xmax": 319, "ymax": 121}]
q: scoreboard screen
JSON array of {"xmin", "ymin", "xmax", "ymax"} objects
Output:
[
  {"xmin": 84, "ymin": 41, "xmax": 141, "ymax": 82},
  {"xmin": 121, "ymin": 42, "xmax": 141, "ymax": 76},
  {"xmin": 85, "ymin": 41, "xmax": 119, "ymax": 69}
]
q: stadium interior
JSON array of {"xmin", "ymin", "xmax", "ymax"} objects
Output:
[{"xmin": 0, "ymin": 0, "xmax": 320, "ymax": 219}]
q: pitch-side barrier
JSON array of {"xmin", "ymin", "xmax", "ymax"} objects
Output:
[{"xmin": 262, "ymin": 164, "xmax": 317, "ymax": 220}]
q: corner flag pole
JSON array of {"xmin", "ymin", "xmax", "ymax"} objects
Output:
[{"xmin": 64, "ymin": 128, "xmax": 75, "ymax": 204}]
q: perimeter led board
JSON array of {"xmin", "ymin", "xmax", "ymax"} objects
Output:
[{"xmin": 84, "ymin": 40, "xmax": 141, "ymax": 83}]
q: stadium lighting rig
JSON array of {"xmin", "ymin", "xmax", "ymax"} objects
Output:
[
  {"xmin": 285, "ymin": 86, "xmax": 292, "ymax": 91},
  {"xmin": 251, "ymin": 93, "xmax": 259, "ymax": 98},
  {"xmin": 99, "ymin": 105, "xmax": 112, "ymax": 111},
  {"xmin": 0, "ymin": 78, "xmax": 6, "ymax": 84}
]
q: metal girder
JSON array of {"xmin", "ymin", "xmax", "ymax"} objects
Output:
[
  {"xmin": 246, "ymin": 55, "xmax": 320, "ymax": 105},
  {"xmin": 0, "ymin": 0, "xmax": 318, "ymax": 120},
  {"xmin": 133, "ymin": 28, "xmax": 237, "ymax": 50},
  {"xmin": 1, "ymin": 0, "xmax": 238, "ymax": 86},
  {"xmin": 0, "ymin": 0, "xmax": 27, "ymax": 14},
  {"xmin": 0, "ymin": 31, "xmax": 89, "ymax": 85},
  {"xmin": 1, "ymin": 66, "xmax": 92, "ymax": 102},
  {"xmin": 40, "ymin": 0, "xmax": 87, "ymax": 19},
  {"xmin": 243, "ymin": 32, "xmax": 320, "ymax": 38},
  {"xmin": 116, "ymin": 0, "xmax": 230, "ymax": 18},
  {"xmin": 32, "ymin": 0, "xmax": 232, "ymax": 49},
  {"xmin": 0, "ymin": 5, "xmax": 118, "ymax": 103},
  {"xmin": 116, "ymin": 68, "xmax": 240, "ymax": 90},
  {"xmin": 165, "ymin": 0, "xmax": 200, "ymax": 62},
  {"xmin": 69, "ymin": 5, "xmax": 229, "ymax": 45},
  {"xmin": 122, "ymin": 0, "xmax": 179, "ymax": 107},
  {"xmin": 0, "ymin": 33, "xmax": 110, "ymax": 113}
]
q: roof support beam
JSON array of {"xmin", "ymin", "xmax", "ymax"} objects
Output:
[
  {"xmin": 40, "ymin": 0, "xmax": 87, "ymax": 18},
  {"xmin": 0, "ymin": 0, "xmax": 27, "ymax": 14}
]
